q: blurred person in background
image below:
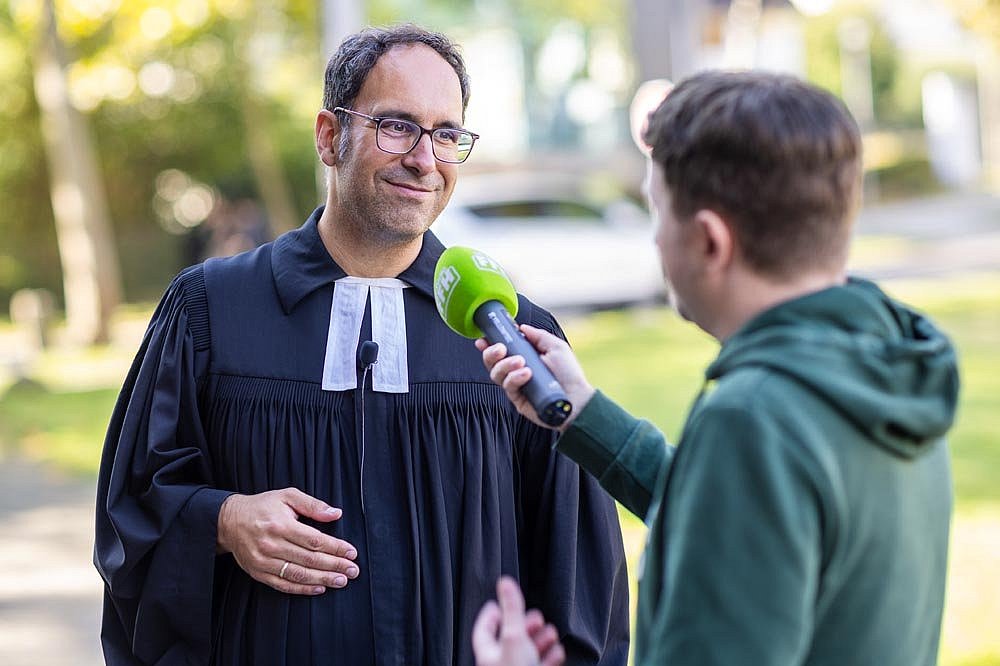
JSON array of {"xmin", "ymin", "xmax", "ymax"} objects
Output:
[
  {"xmin": 474, "ymin": 71, "xmax": 958, "ymax": 666},
  {"xmin": 95, "ymin": 24, "xmax": 628, "ymax": 666},
  {"xmin": 185, "ymin": 194, "xmax": 272, "ymax": 264}
]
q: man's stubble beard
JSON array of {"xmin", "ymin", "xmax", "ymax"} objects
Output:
[
  {"xmin": 336, "ymin": 139, "xmax": 447, "ymax": 248},
  {"xmin": 341, "ymin": 187, "xmax": 440, "ymax": 248}
]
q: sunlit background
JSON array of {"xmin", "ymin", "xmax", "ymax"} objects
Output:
[{"xmin": 0, "ymin": 0, "xmax": 998, "ymax": 664}]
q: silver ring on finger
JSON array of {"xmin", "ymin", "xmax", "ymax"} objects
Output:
[{"xmin": 278, "ymin": 560, "xmax": 290, "ymax": 579}]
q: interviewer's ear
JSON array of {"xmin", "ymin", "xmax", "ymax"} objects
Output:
[
  {"xmin": 315, "ymin": 109, "xmax": 340, "ymax": 166},
  {"xmin": 692, "ymin": 209, "xmax": 735, "ymax": 275}
]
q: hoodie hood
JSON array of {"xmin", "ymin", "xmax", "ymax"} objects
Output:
[{"xmin": 706, "ymin": 278, "xmax": 959, "ymax": 458}]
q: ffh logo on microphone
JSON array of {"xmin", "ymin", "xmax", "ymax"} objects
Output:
[
  {"xmin": 434, "ymin": 265, "xmax": 461, "ymax": 318},
  {"xmin": 472, "ymin": 252, "xmax": 507, "ymax": 278}
]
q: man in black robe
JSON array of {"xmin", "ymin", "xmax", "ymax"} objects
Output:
[{"xmin": 94, "ymin": 24, "xmax": 629, "ymax": 666}]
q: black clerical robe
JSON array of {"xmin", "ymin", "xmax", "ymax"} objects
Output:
[{"xmin": 95, "ymin": 208, "xmax": 629, "ymax": 666}]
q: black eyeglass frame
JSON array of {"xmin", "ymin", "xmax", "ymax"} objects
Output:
[{"xmin": 332, "ymin": 106, "xmax": 480, "ymax": 164}]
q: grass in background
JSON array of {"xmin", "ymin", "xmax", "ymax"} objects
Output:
[
  {"xmin": 888, "ymin": 275, "xmax": 1000, "ymax": 513},
  {"xmin": 0, "ymin": 274, "xmax": 997, "ymax": 665},
  {"xmin": 0, "ymin": 317, "xmax": 134, "ymax": 473},
  {"xmin": 0, "ymin": 382, "xmax": 117, "ymax": 474}
]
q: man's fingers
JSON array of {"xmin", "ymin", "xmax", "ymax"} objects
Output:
[
  {"xmin": 500, "ymin": 367, "xmax": 532, "ymax": 395},
  {"xmin": 281, "ymin": 488, "xmax": 343, "ymax": 522},
  {"xmin": 274, "ymin": 543, "xmax": 360, "ymax": 580},
  {"xmin": 471, "ymin": 600, "xmax": 502, "ymax": 661},
  {"xmin": 526, "ymin": 609, "xmax": 561, "ymax": 658},
  {"xmin": 488, "ymin": 355, "xmax": 527, "ymax": 387},
  {"xmin": 287, "ymin": 524, "xmax": 358, "ymax": 560},
  {"xmin": 496, "ymin": 576, "xmax": 527, "ymax": 638},
  {"xmin": 540, "ymin": 642, "xmax": 566, "ymax": 666},
  {"xmin": 288, "ymin": 545, "xmax": 360, "ymax": 575},
  {"xmin": 530, "ymin": 623, "xmax": 561, "ymax": 661},
  {"xmin": 524, "ymin": 609, "xmax": 545, "ymax": 634},
  {"xmin": 519, "ymin": 324, "xmax": 563, "ymax": 353},
  {"xmin": 489, "ymin": 357, "xmax": 539, "ymax": 422},
  {"xmin": 258, "ymin": 572, "xmax": 328, "ymax": 597},
  {"xmin": 268, "ymin": 559, "xmax": 350, "ymax": 589},
  {"xmin": 480, "ymin": 341, "xmax": 508, "ymax": 370}
]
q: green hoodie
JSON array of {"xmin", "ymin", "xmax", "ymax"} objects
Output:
[{"xmin": 558, "ymin": 278, "xmax": 958, "ymax": 666}]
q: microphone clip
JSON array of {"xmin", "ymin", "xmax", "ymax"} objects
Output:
[{"xmin": 357, "ymin": 340, "xmax": 380, "ymax": 369}]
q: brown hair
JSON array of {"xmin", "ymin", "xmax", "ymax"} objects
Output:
[
  {"xmin": 643, "ymin": 71, "xmax": 862, "ymax": 277},
  {"xmin": 323, "ymin": 24, "xmax": 470, "ymax": 116}
]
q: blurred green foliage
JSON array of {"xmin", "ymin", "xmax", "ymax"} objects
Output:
[
  {"xmin": 0, "ymin": 0, "xmax": 634, "ymax": 311},
  {"xmin": 0, "ymin": 0, "xmax": 323, "ymax": 306}
]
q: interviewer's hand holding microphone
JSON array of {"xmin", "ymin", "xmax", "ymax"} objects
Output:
[
  {"xmin": 435, "ymin": 247, "xmax": 593, "ymax": 666},
  {"xmin": 475, "ymin": 327, "xmax": 593, "ymax": 432}
]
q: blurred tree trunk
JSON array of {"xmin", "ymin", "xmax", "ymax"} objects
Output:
[
  {"xmin": 233, "ymin": 3, "xmax": 299, "ymax": 234},
  {"xmin": 32, "ymin": 0, "xmax": 121, "ymax": 345},
  {"xmin": 317, "ymin": 0, "xmax": 364, "ymax": 203}
]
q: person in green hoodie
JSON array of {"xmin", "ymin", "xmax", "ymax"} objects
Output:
[{"xmin": 470, "ymin": 70, "xmax": 959, "ymax": 666}]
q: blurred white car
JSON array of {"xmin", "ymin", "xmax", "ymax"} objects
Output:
[{"xmin": 432, "ymin": 173, "xmax": 665, "ymax": 311}]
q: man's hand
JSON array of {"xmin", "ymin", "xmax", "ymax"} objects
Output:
[
  {"xmin": 472, "ymin": 576, "xmax": 565, "ymax": 666},
  {"xmin": 217, "ymin": 488, "xmax": 360, "ymax": 596},
  {"xmin": 476, "ymin": 324, "xmax": 595, "ymax": 432}
]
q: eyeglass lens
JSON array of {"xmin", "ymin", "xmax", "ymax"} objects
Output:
[{"xmin": 377, "ymin": 119, "xmax": 475, "ymax": 163}]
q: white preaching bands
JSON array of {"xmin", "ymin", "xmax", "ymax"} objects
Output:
[{"xmin": 322, "ymin": 276, "xmax": 410, "ymax": 393}]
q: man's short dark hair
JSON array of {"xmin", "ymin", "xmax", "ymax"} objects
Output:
[
  {"xmin": 323, "ymin": 24, "xmax": 471, "ymax": 116},
  {"xmin": 643, "ymin": 71, "xmax": 862, "ymax": 277}
]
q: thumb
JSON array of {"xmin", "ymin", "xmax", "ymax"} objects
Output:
[
  {"xmin": 471, "ymin": 600, "xmax": 502, "ymax": 660},
  {"xmin": 519, "ymin": 325, "xmax": 564, "ymax": 355},
  {"xmin": 282, "ymin": 488, "xmax": 342, "ymax": 522}
]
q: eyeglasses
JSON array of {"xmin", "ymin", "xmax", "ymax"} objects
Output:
[{"xmin": 333, "ymin": 107, "xmax": 479, "ymax": 164}]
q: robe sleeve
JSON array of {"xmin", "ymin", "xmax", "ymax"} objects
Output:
[
  {"xmin": 514, "ymin": 304, "xmax": 631, "ymax": 666},
  {"xmin": 94, "ymin": 265, "xmax": 234, "ymax": 665}
]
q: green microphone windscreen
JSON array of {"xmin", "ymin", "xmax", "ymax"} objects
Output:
[{"xmin": 434, "ymin": 246, "xmax": 519, "ymax": 338}]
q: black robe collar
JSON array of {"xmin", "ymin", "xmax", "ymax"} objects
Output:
[{"xmin": 270, "ymin": 206, "xmax": 446, "ymax": 314}]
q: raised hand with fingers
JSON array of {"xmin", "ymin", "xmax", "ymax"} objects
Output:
[
  {"xmin": 475, "ymin": 324, "xmax": 595, "ymax": 432},
  {"xmin": 472, "ymin": 576, "xmax": 566, "ymax": 666},
  {"xmin": 217, "ymin": 487, "xmax": 360, "ymax": 596}
]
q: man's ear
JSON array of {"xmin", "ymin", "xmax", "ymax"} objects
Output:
[
  {"xmin": 692, "ymin": 209, "xmax": 735, "ymax": 275},
  {"xmin": 315, "ymin": 109, "xmax": 340, "ymax": 166}
]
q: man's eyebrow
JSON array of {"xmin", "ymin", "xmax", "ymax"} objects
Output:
[{"xmin": 377, "ymin": 108, "xmax": 463, "ymax": 130}]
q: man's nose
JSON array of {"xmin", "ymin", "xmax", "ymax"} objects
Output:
[{"xmin": 401, "ymin": 133, "xmax": 437, "ymax": 173}]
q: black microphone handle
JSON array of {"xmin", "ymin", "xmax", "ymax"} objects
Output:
[{"xmin": 473, "ymin": 300, "xmax": 573, "ymax": 427}]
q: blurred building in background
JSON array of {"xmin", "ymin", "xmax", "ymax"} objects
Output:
[{"xmin": 448, "ymin": 0, "xmax": 1000, "ymax": 194}]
